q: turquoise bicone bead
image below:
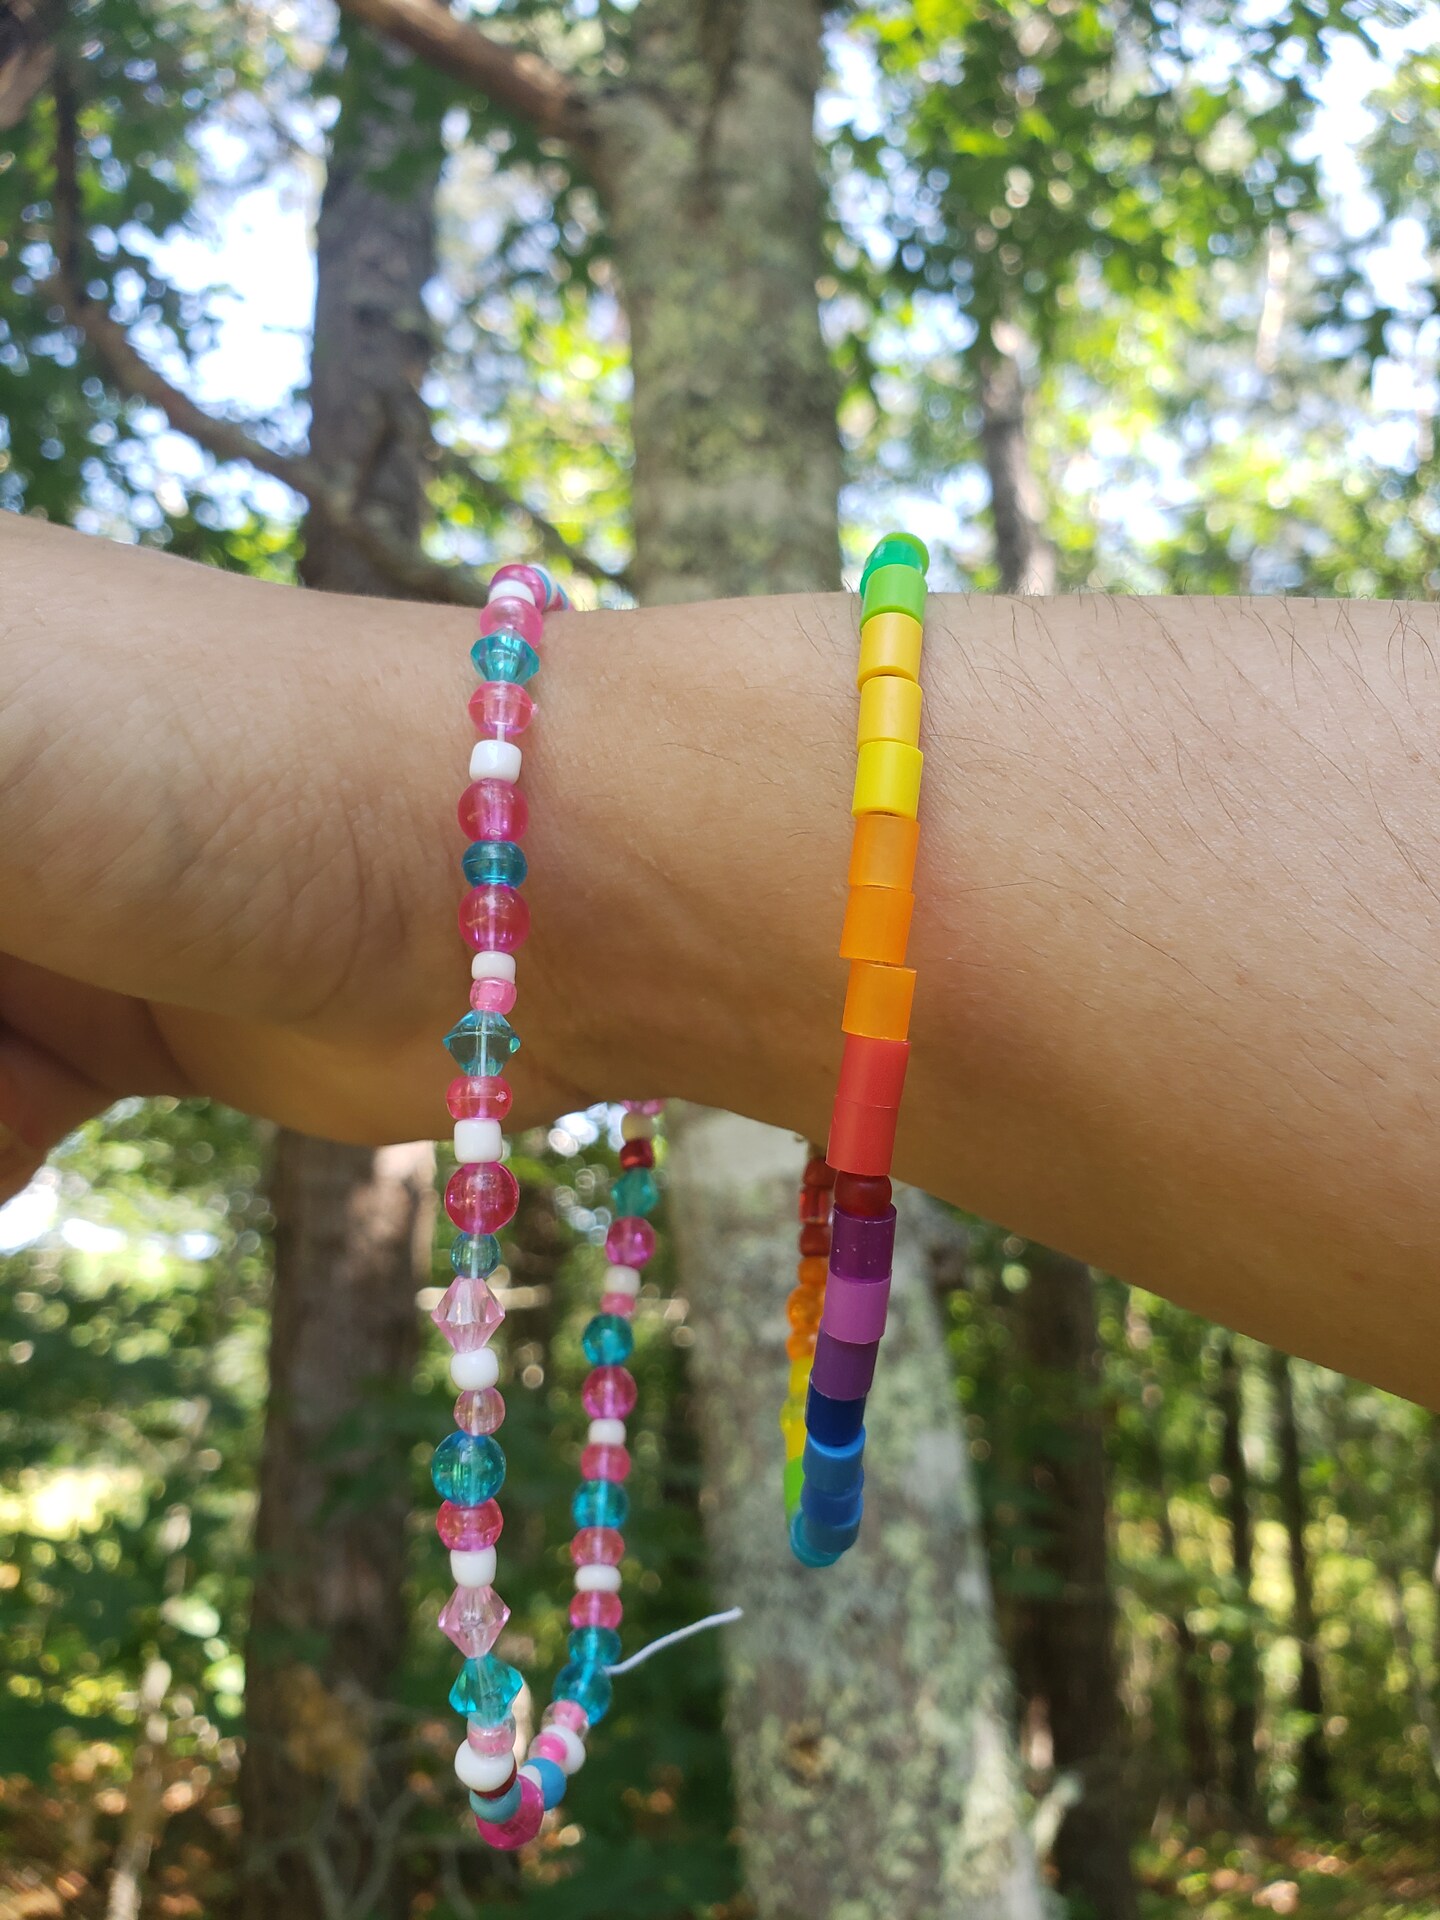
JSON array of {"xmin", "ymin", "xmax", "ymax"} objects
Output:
[
  {"xmin": 611, "ymin": 1167, "xmax": 659, "ymax": 1218},
  {"xmin": 451, "ymin": 1232, "xmax": 502, "ymax": 1279},
  {"xmin": 568, "ymin": 1625, "xmax": 621, "ymax": 1667},
  {"xmin": 431, "ymin": 1431, "xmax": 506, "ymax": 1506},
  {"xmin": 443, "ymin": 1010, "xmax": 519, "ymax": 1076},
  {"xmin": 471, "ymin": 632, "xmax": 540, "ymax": 683},
  {"xmin": 582, "ymin": 1313, "xmax": 634, "ymax": 1366},
  {"xmin": 451, "ymin": 1652, "xmax": 522, "ymax": 1720},
  {"xmin": 572, "ymin": 1478, "xmax": 628, "ymax": 1530},
  {"xmin": 554, "ymin": 1660, "xmax": 613, "ymax": 1724},
  {"xmin": 463, "ymin": 839, "xmax": 528, "ymax": 888}
]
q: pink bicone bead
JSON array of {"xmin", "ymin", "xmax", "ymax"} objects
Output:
[
  {"xmin": 581, "ymin": 1444, "xmax": 631, "ymax": 1483},
  {"xmin": 454, "ymin": 1387, "xmax": 506, "ymax": 1435},
  {"xmin": 605, "ymin": 1217, "xmax": 655, "ymax": 1267},
  {"xmin": 448, "ymin": 1076, "xmax": 513, "ymax": 1121},
  {"xmin": 468, "ymin": 1715, "xmax": 517, "ymax": 1756},
  {"xmin": 543, "ymin": 1699, "xmax": 590, "ymax": 1735},
  {"xmin": 458, "ymin": 779, "xmax": 529, "ymax": 843},
  {"xmin": 570, "ymin": 1589, "xmax": 622, "ymax": 1629},
  {"xmin": 599, "ymin": 1291, "xmax": 635, "ymax": 1319},
  {"xmin": 582, "ymin": 1366, "xmax": 637, "ymax": 1419},
  {"xmin": 437, "ymin": 1498, "xmax": 503, "ymax": 1550},
  {"xmin": 469, "ymin": 680, "xmax": 536, "ymax": 740},
  {"xmin": 445, "ymin": 1161, "xmax": 520, "ymax": 1235},
  {"xmin": 478, "ymin": 595, "xmax": 543, "ymax": 645},
  {"xmin": 439, "ymin": 1583, "xmax": 510, "ymax": 1658},
  {"xmin": 459, "ymin": 884, "xmax": 530, "ymax": 954},
  {"xmin": 470, "ymin": 977, "xmax": 518, "ymax": 1015},
  {"xmin": 570, "ymin": 1527, "xmax": 625, "ymax": 1567},
  {"xmin": 531, "ymin": 1731, "xmax": 569, "ymax": 1767},
  {"xmin": 491, "ymin": 562, "xmax": 550, "ymax": 607},
  {"xmin": 475, "ymin": 1770, "xmax": 545, "ymax": 1850}
]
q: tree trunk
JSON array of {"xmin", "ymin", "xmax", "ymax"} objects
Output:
[
  {"xmin": 1216, "ymin": 1335, "xmax": 1262, "ymax": 1825},
  {"xmin": 1154, "ymin": 1457, "xmax": 1218, "ymax": 1807},
  {"xmin": 238, "ymin": 32, "xmax": 442, "ymax": 1920},
  {"xmin": 1265, "ymin": 1348, "xmax": 1331, "ymax": 1809},
  {"xmin": 977, "ymin": 332, "xmax": 1056, "ymax": 596}
]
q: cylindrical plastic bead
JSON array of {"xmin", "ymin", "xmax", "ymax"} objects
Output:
[
  {"xmin": 827, "ymin": 1098, "xmax": 899, "ymax": 1178},
  {"xmin": 448, "ymin": 1076, "xmax": 513, "ymax": 1121},
  {"xmin": 602, "ymin": 1264, "xmax": 641, "ymax": 1298},
  {"xmin": 849, "ymin": 812, "xmax": 920, "ymax": 891},
  {"xmin": 454, "ymin": 1118, "xmax": 504, "ymax": 1165},
  {"xmin": 445, "ymin": 1161, "xmax": 520, "ymax": 1234},
  {"xmin": 470, "ymin": 1780, "xmax": 522, "ymax": 1824},
  {"xmin": 531, "ymin": 1731, "xmax": 569, "ymax": 1768},
  {"xmin": 842, "ymin": 962, "xmax": 916, "ymax": 1041},
  {"xmin": 543, "ymin": 1699, "xmax": 590, "ymax": 1734},
  {"xmin": 861, "ymin": 562, "xmax": 926, "ymax": 624},
  {"xmin": 810, "ymin": 1330, "xmax": 880, "ymax": 1400},
  {"xmin": 459, "ymin": 779, "xmax": 529, "ymax": 843},
  {"xmin": 801, "ymin": 1477, "xmax": 864, "ymax": 1529},
  {"xmin": 588, "ymin": 1417, "xmax": 626, "ymax": 1446},
  {"xmin": 570, "ymin": 1589, "xmax": 622, "ymax": 1629},
  {"xmin": 829, "ymin": 1204, "xmax": 897, "ymax": 1280},
  {"xmin": 805, "ymin": 1382, "xmax": 867, "ymax": 1447},
  {"xmin": 852, "ymin": 740, "xmax": 923, "ymax": 820},
  {"xmin": 802, "ymin": 1429, "xmax": 866, "ymax": 1493},
  {"xmin": 478, "ymin": 596, "xmax": 543, "ymax": 644},
  {"xmin": 570, "ymin": 1527, "xmax": 624, "ymax": 1566},
  {"xmin": 580, "ymin": 1443, "xmax": 631, "ymax": 1482},
  {"xmin": 857, "ymin": 673, "xmax": 923, "ymax": 748},
  {"xmin": 467, "ymin": 1713, "xmax": 516, "ymax": 1755},
  {"xmin": 582, "ymin": 1366, "xmax": 637, "ymax": 1418},
  {"xmin": 451, "ymin": 1546, "xmax": 499, "ymax": 1586},
  {"xmin": 471, "ymin": 950, "xmax": 518, "ymax": 983},
  {"xmin": 469, "ymin": 680, "xmax": 535, "ymax": 739},
  {"xmin": 469, "ymin": 738, "xmax": 522, "ymax": 785},
  {"xmin": 836, "ymin": 1034, "xmax": 910, "ymax": 1110},
  {"xmin": 859, "ymin": 531, "xmax": 929, "ymax": 588},
  {"xmin": 437, "ymin": 1498, "xmax": 503, "ymax": 1549},
  {"xmin": 605, "ymin": 1217, "xmax": 655, "ymax": 1267},
  {"xmin": 857, "ymin": 611, "xmax": 923, "ymax": 686},
  {"xmin": 457, "ymin": 1741, "xmax": 516, "ymax": 1793},
  {"xmin": 791, "ymin": 1508, "xmax": 861, "ymax": 1562},
  {"xmin": 621, "ymin": 1111, "xmax": 655, "ymax": 1142},
  {"xmin": 459, "ymin": 884, "xmax": 530, "ymax": 954},
  {"xmin": 839, "ymin": 886, "xmax": 914, "ymax": 965},
  {"xmin": 540, "ymin": 1723, "xmax": 586, "ymax": 1774},
  {"xmin": 475, "ymin": 1771, "xmax": 545, "ymax": 1849},
  {"xmin": 822, "ymin": 1271, "xmax": 892, "ymax": 1344}
]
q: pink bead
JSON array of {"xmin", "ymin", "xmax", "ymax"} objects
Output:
[
  {"xmin": 582, "ymin": 1366, "xmax": 637, "ymax": 1419},
  {"xmin": 439, "ymin": 1583, "xmax": 510, "ymax": 1657},
  {"xmin": 470, "ymin": 977, "xmax": 518, "ymax": 1016},
  {"xmin": 570, "ymin": 1589, "xmax": 622, "ymax": 1629},
  {"xmin": 621, "ymin": 1100, "xmax": 665, "ymax": 1114},
  {"xmin": 478, "ymin": 596, "xmax": 543, "ymax": 645},
  {"xmin": 430, "ymin": 1275, "xmax": 504, "ymax": 1352},
  {"xmin": 469, "ymin": 680, "xmax": 535, "ymax": 740},
  {"xmin": 605, "ymin": 1217, "xmax": 655, "ymax": 1267},
  {"xmin": 468, "ymin": 1715, "xmax": 517, "ymax": 1756},
  {"xmin": 599, "ymin": 1292, "xmax": 635, "ymax": 1319},
  {"xmin": 531, "ymin": 1731, "xmax": 569, "ymax": 1767},
  {"xmin": 454, "ymin": 1387, "xmax": 506, "ymax": 1435},
  {"xmin": 459, "ymin": 884, "xmax": 530, "ymax": 954},
  {"xmin": 448, "ymin": 1076, "xmax": 513, "ymax": 1122},
  {"xmin": 490, "ymin": 562, "xmax": 549, "ymax": 607},
  {"xmin": 475, "ymin": 1771, "xmax": 544, "ymax": 1850},
  {"xmin": 458, "ymin": 779, "xmax": 529, "ymax": 843},
  {"xmin": 437, "ymin": 1499, "xmax": 504, "ymax": 1549},
  {"xmin": 580, "ymin": 1444, "xmax": 631, "ymax": 1483},
  {"xmin": 445, "ymin": 1161, "xmax": 520, "ymax": 1235},
  {"xmin": 543, "ymin": 1699, "xmax": 590, "ymax": 1735},
  {"xmin": 570, "ymin": 1527, "xmax": 624, "ymax": 1567}
]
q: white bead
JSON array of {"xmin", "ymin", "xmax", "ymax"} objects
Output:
[
  {"xmin": 451, "ymin": 1546, "xmax": 497, "ymax": 1587},
  {"xmin": 450, "ymin": 1347, "xmax": 500, "ymax": 1391},
  {"xmin": 454, "ymin": 1120, "xmax": 504, "ymax": 1165},
  {"xmin": 545, "ymin": 1725, "xmax": 587, "ymax": 1775},
  {"xmin": 469, "ymin": 738, "xmax": 521, "ymax": 784},
  {"xmin": 574, "ymin": 1562, "xmax": 622, "ymax": 1594},
  {"xmin": 588, "ymin": 1418, "xmax": 626, "ymax": 1447},
  {"xmin": 603, "ymin": 1264, "xmax": 641, "ymax": 1298},
  {"xmin": 471, "ymin": 950, "xmax": 518, "ymax": 982},
  {"xmin": 490, "ymin": 577, "xmax": 538, "ymax": 607},
  {"xmin": 455, "ymin": 1741, "xmax": 514, "ymax": 1792},
  {"xmin": 621, "ymin": 1113, "xmax": 654, "ymax": 1142}
]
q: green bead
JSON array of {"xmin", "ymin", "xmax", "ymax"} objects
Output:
[
  {"xmin": 861, "ymin": 562, "xmax": 927, "ymax": 625},
  {"xmin": 450, "ymin": 1652, "xmax": 523, "ymax": 1721},
  {"xmin": 860, "ymin": 531, "xmax": 929, "ymax": 592},
  {"xmin": 611, "ymin": 1168, "xmax": 659, "ymax": 1217},
  {"xmin": 783, "ymin": 1456, "xmax": 804, "ymax": 1515}
]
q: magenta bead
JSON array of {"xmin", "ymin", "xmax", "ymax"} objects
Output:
[
  {"xmin": 454, "ymin": 1387, "xmax": 506, "ymax": 1435},
  {"xmin": 458, "ymin": 779, "xmax": 529, "ymax": 843},
  {"xmin": 544, "ymin": 1699, "xmax": 590, "ymax": 1734},
  {"xmin": 570, "ymin": 1589, "xmax": 622, "ymax": 1629},
  {"xmin": 605, "ymin": 1217, "xmax": 655, "ymax": 1267},
  {"xmin": 531, "ymin": 1731, "xmax": 569, "ymax": 1767},
  {"xmin": 470, "ymin": 977, "xmax": 518, "ymax": 1015},
  {"xmin": 468, "ymin": 1715, "xmax": 517, "ymax": 1756},
  {"xmin": 459, "ymin": 884, "xmax": 530, "ymax": 954},
  {"xmin": 581, "ymin": 1443, "xmax": 631, "ymax": 1483},
  {"xmin": 475, "ymin": 1771, "xmax": 544, "ymax": 1849},
  {"xmin": 445, "ymin": 1161, "xmax": 520, "ymax": 1235},
  {"xmin": 570, "ymin": 1527, "xmax": 624, "ymax": 1567},
  {"xmin": 582, "ymin": 1366, "xmax": 637, "ymax": 1419},
  {"xmin": 599, "ymin": 1291, "xmax": 635, "ymax": 1319},
  {"xmin": 469, "ymin": 680, "xmax": 536, "ymax": 740},
  {"xmin": 448, "ymin": 1076, "xmax": 513, "ymax": 1121},
  {"xmin": 478, "ymin": 595, "xmax": 543, "ymax": 645},
  {"xmin": 437, "ymin": 1499, "xmax": 503, "ymax": 1549}
]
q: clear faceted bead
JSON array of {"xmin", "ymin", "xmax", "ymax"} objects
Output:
[
  {"xmin": 439, "ymin": 1583, "xmax": 511, "ymax": 1658},
  {"xmin": 431, "ymin": 1275, "xmax": 505, "ymax": 1353}
]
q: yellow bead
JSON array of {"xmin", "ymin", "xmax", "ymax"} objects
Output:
[
  {"xmin": 857, "ymin": 611, "xmax": 923, "ymax": 686},
  {"xmin": 857, "ymin": 674, "xmax": 922, "ymax": 749},
  {"xmin": 852, "ymin": 739, "xmax": 923, "ymax": 819},
  {"xmin": 789, "ymin": 1359, "xmax": 812, "ymax": 1399}
]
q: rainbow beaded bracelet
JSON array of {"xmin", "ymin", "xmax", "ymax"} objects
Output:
[{"xmin": 782, "ymin": 532, "xmax": 929, "ymax": 1567}]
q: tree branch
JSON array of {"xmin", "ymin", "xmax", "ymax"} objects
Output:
[{"xmin": 435, "ymin": 449, "xmax": 632, "ymax": 594}]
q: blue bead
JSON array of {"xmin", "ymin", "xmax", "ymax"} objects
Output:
[
  {"xmin": 611, "ymin": 1167, "xmax": 659, "ymax": 1217},
  {"xmin": 443, "ymin": 1011, "xmax": 519, "ymax": 1076},
  {"xmin": 800, "ymin": 1476, "xmax": 863, "ymax": 1527},
  {"xmin": 794, "ymin": 1507, "xmax": 861, "ymax": 1560},
  {"xmin": 470, "ymin": 1781, "xmax": 522, "ymax": 1823},
  {"xmin": 527, "ymin": 1756, "xmax": 568, "ymax": 1809},
  {"xmin": 572, "ymin": 1478, "xmax": 629, "ymax": 1530},
  {"xmin": 568, "ymin": 1625, "xmax": 622, "ymax": 1667},
  {"xmin": 805, "ymin": 1383, "xmax": 866, "ymax": 1447},
  {"xmin": 450, "ymin": 1653, "xmax": 522, "ymax": 1720},
  {"xmin": 451, "ymin": 1232, "xmax": 502, "ymax": 1279},
  {"xmin": 472, "ymin": 633, "xmax": 540, "ymax": 683},
  {"xmin": 802, "ymin": 1430, "xmax": 866, "ymax": 1494},
  {"xmin": 462, "ymin": 839, "xmax": 528, "ymax": 888},
  {"xmin": 431, "ymin": 1432, "xmax": 506, "ymax": 1506},
  {"xmin": 581, "ymin": 1313, "xmax": 634, "ymax": 1366},
  {"xmin": 554, "ymin": 1661, "xmax": 614, "ymax": 1724}
]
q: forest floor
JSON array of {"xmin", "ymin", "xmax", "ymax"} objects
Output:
[{"xmin": 1138, "ymin": 1828, "xmax": 1440, "ymax": 1918}]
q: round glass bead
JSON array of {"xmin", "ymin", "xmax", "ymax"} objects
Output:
[
  {"xmin": 469, "ymin": 679, "xmax": 536, "ymax": 739},
  {"xmin": 543, "ymin": 1699, "xmax": 590, "ymax": 1734},
  {"xmin": 572, "ymin": 1479, "xmax": 628, "ymax": 1530},
  {"xmin": 431, "ymin": 1432, "xmax": 506, "ymax": 1506},
  {"xmin": 568, "ymin": 1626, "xmax": 621, "ymax": 1667},
  {"xmin": 445, "ymin": 1161, "xmax": 520, "ymax": 1235},
  {"xmin": 458, "ymin": 778, "xmax": 529, "ymax": 844},
  {"xmin": 554, "ymin": 1662, "xmax": 613, "ymax": 1725},
  {"xmin": 618, "ymin": 1139, "xmax": 655, "ymax": 1171},
  {"xmin": 459, "ymin": 885, "xmax": 530, "ymax": 955},
  {"xmin": 448, "ymin": 1077, "xmax": 512, "ymax": 1122},
  {"xmin": 582, "ymin": 1366, "xmax": 637, "ymax": 1419},
  {"xmin": 570, "ymin": 1527, "xmax": 624, "ymax": 1567},
  {"xmin": 474, "ymin": 1770, "xmax": 544, "ymax": 1849},
  {"xmin": 478, "ymin": 595, "xmax": 543, "ymax": 644},
  {"xmin": 834, "ymin": 1171, "xmax": 893, "ymax": 1216},
  {"xmin": 470, "ymin": 977, "xmax": 518, "ymax": 1015},
  {"xmin": 490, "ymin": 561, "xmax": 548, "ymax": 606},
  {"xmin": 471, "ymin": 633, "xmax": 541, "ymax": 685},
  {"xmin": 570, "ymin": 1589, "xmax": 621, "ymax": 1629},
  {"xmin": 582, "ymin": 1314, "xmax": 634, "ymax": 1366},
  {"xmin": 450, "ymin": 1231, "xmax": 502, "ymax": 1278},
  {"xmin": 443, "ymin": 1011, "xmax": 519, "ymax": 1077},
  {"xmin": 580, "ymin": 1443, "xmax": 631, "ymax": 1482},
  {"xmin": 437, "ymin": 1498, "xmax": 503, "ymax": 1550},
  {"xmin": 454, "ymin": 1387, "xmax": 506, "ymax": 1435},
  {"xmin": 786, "ymin": 1288, "xmax": 823, "ymax": 1335},
  {"xmin": 605, "ymin": 1217, "xmax": 655, "ymax": 1267},
  {"xmin": 467, "ymin": 1714, "xmax": 516, "ymax": 1756},
  {"xmin": 463, "ymin": 840, "xmax": 529, "ymax": 888},
  {"xmin": 611, "ymin": 1168, "xmax": 659, "ymax": 1218},
  {"xmin": 531, "ymin": 1731, "xmax": 569, "ymax": 1766},
  {"xmin": 598, "ymin": 1292, "xmax": 635, "ymax": 1319}
]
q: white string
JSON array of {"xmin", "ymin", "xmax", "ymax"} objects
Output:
[{"xmin": 604, "ymin": 1606, "xmax": 744, "ymax": 1677}]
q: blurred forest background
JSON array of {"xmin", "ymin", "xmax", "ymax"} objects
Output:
[{"xmin": 3, "ymin": 0, "xmax": 1440, "ymax": 1916}]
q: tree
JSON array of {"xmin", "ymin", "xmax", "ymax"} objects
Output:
[
  {"xmin": 1216, "ymin": 1335, "xmax": 1261, "ymax": 1824},
  {"xmin": 1266, "ymin": 1346, "xmax": 1332, "ymax": 1811}
]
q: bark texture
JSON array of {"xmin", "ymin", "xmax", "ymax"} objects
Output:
[
  {"xmin": 1217, "ymin": 1336, "xmax": 1261, "ymax": 1824},
  {"xmin": 1266, "ymin": 1348, "xmax": 1331, "ymax": 1809},
  {"xmin": 977, "ymin": 337, "xmax": 1056, "ymax": 596}
]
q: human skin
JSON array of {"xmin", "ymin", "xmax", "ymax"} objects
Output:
[{"xmin": 3, "ymin": 513, "xmax": 1439, "ymax": 1405}]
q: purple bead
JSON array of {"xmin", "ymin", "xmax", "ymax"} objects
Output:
[
  {"xmin": 821, "ymin": 1272, "xmax": 892, "ymax": 1345},
  {"xmin": 828, "ymin": 1205, "xmax": 896, "ymax": 1281},
  {"xmin": 605, "ymin": 1216, "xmax": 655, "ymax": 1267},
  {"xmin": 810, "ymin": 1330, "xmax": 880, "ymax": 1401}
]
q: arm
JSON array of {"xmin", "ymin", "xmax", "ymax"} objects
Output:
[{"xmin": 4, "ymin": 514, "xmax": 1439, "ymax": 1404}]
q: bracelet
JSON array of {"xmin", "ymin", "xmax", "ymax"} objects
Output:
[
  {"xmin": 783, "ymin": 532, "xmax": 929, "ymax": 1567},
  {"xmin": 427, "ymin": 562, "xmax": 666, "ymax": 1848}
]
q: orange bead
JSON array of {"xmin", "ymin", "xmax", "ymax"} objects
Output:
[
  {"xmin": 786, "ymin": 1287, "xmax": 823, "ymax": 1334},
  {"xmin": 848, "ymin": 813, "xmax": 919, "ymax": 892},
  {"xmin": 796, "ymin": 1256, "xmax": 829, "ymax": 1289},
  {"xmin": 785, "ymin": 1330, "xmax": 816, "ymax": 1362},
  {"xmin": 842, "ymin": 961, "xmax": 915, "ymax": 1040},
  {"xmin": 839, "ymin": 886, "xmax": 914, "ymax": 965}
]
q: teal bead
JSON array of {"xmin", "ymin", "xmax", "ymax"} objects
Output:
[
  {"xmin": 463, "ymin": 839, "xmax": 528, "ymax": 888},
  {"xmin": 611, "ymin": 1168, "xmax": 659, "ymax": 1218},
  {"xmin": 431, "ymin": 1431, "xmax": 506, "ymax": 1506},
  {"xmin": 582, "ymin": 1313, "xmax": 634, "ymax": 1366},
  {"xmin": 450, "ymin": 1652, "xmax": 523, "ymax": 1721},
  {"xmin": 572, "ymin": 1478, "xmax": 628, "ymax": 1530},
  {"xmin": 451, "ymin": 1232, "xmax": 502, "ymax": 1279},
  {"xmin": 470, "ymin": 1782, "xmax": 522, "ymax": 1822},
  {"xmin": 554, "ymin": 1660, "xmax": 613, "ymax": 1724},
  {"xmin": 859, "ymin": 531, "xmax": 929, "ymax": 593},
  {"xmin": 568, "ymin": 1625, "xmax": 621, "ymax": 1667},
  {"xmin": 472, "ymin": 633, "xmax": 540, "ymax": 683},
  {"xmin": 443, "ymin": 1010, "xmax": 519, "ymax": 1076}
]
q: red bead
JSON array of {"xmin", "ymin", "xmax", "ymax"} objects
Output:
[
  {"xmin": 798, "ymin": 1185, "xmax": 831, "ymax": 1226},
  {"xmin": 437, "ymin": 1499, "xmax": 503, "ymax": 1549},
  {"xmin": 798, "ymin": 1224, "xmax": 830, "ymax": 1259},
  {"xmin": 570, "ymin": 1589, "xmax": 622, "ymax": 1629},
  {"xmin": 459, "ymin": 884, "xmax": 530, "ymax": 954},
  {"xmin": 802, "ymin": 1155, "xmax": 836, "ymax": 1190},
  {"xmin": 458, "ymin": 779, "xmax": 529, "ymax": 843},
  {"xmin": 833, "ymin": 1171, "xmax": 893, "ymax": 1216},
  {"xmin": 619, "ymin": 1139, "xmax": 655, "ymax": 1170},
  {"xmin": 836, "ymin": 1033, "xmax": 910, "ymax": 1111},
  {"xmin": 445, "ymin": 1161, "xmax": 520, "ymax": 1234},
  {"xmin": 580, "ymin": 1443, "xmax": 631, "ymax": 1482}
]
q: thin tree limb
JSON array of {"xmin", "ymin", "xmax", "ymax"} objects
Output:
[{"xmin": 435, "ymin": 448, "xmax": 632, "ymax": 593}]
